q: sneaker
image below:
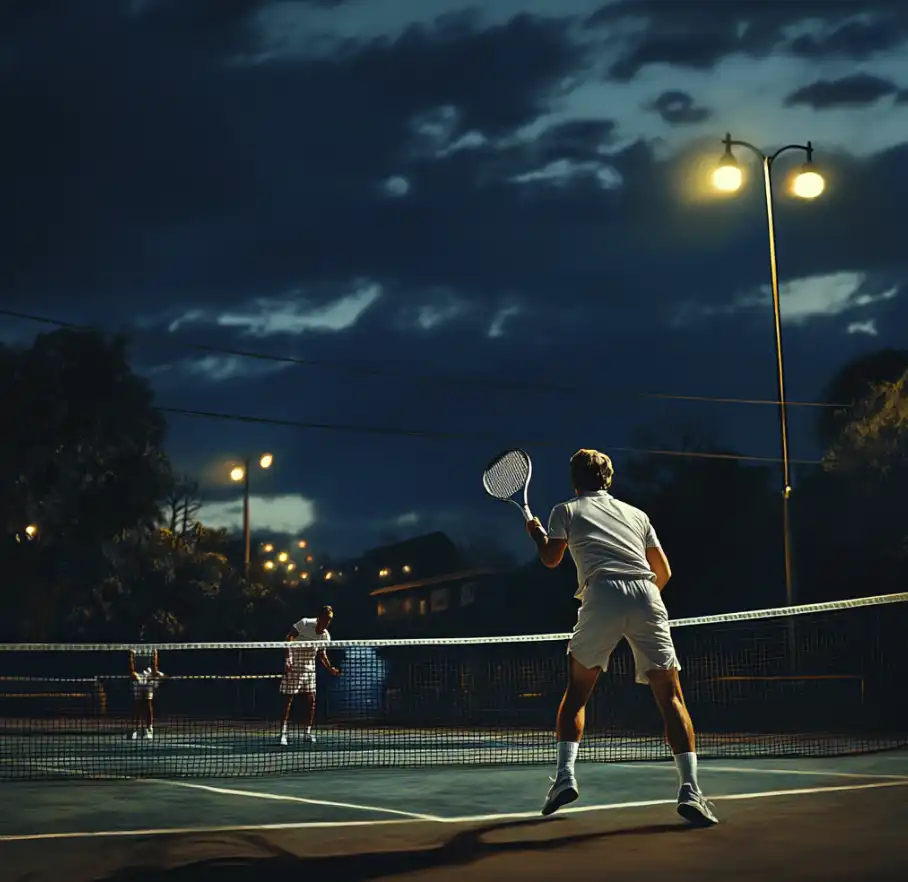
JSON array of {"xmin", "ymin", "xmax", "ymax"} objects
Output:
[
  {"xmin": 302, "ymin": 731, "xmax": 316, "ymax": 744},
  {"xmin": 677, "ymin": 784, "xmax": 719, "ymax": 826},
  {"xmin": 130, "ymin": 731, "xmax": 138, "ymax": 741},
  {"xmin": 145, "ymin": 729, "xmax": 153, "ymax": 740},
  {"xmin": 541, "ymin": 774, "xmax": 579, "ymax": 816},
  {"xmin": 280, "ymin": 734, "xmax": 288, "ymax": 747}
]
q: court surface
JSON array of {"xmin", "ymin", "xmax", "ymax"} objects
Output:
[{"xmin": 3, "ymin": 751, "xmax": 908, "ymax": 882}]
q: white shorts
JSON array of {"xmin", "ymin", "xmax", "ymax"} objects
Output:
[
  {"xmin": 280, "ymin": 669, "xmax": 316, "ymax": 696},
  {"xmin": 568, "ymin": 576, "xmax": 680, "ymax": 685},
  {"xmin": 132, "ymin": 680, "xmax": 160, "ymax": 701}
]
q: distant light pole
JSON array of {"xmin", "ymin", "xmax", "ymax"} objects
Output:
[
  {"xmin": 712, "ymin": 133, "xmax": 825, "ymax": 608},
  {"xmin": 230, "ymin": 453, "xmax": 274, "ymax": 579}
]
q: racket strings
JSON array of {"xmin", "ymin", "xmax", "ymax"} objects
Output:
[{"xmin": 482, "ymin": 451, "xmax": 530, "ymax": 499}]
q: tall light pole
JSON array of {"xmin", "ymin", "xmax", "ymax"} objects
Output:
[
  {"xmin": 230, "ymin": 453, "xmax": 274, "ymax": 579},
  {"xmin": 712, "ymin": 133, "xmax": 825, "ymax": 608}
]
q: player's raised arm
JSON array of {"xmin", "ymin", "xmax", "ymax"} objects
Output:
[{"xmin": 526, "ymin": 504, "xmax": 568, "ymax": 568}]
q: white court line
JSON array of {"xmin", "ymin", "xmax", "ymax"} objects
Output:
[
  {"xmin": 143, "ymin": 778, "xmax": 443, "ymax": 822},
  {"xmin": 3, "ymin": 778, "xmax": 907, "ymax": 842}
]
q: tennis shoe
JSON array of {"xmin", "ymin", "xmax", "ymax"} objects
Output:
[
  {"xmin": 541, "ymin": 773, "xmax": 578, "ymax": 816},
  {"xmin": 303, "ymin": 731, "xmax": 316, "ymax": 744},
  {"xmin": 677, "ymin": 784, "xmax": 719, "ymax": 826},
  {"xmin": 145, "ymin": 728, "xmax": 153, "ymax": 740}
]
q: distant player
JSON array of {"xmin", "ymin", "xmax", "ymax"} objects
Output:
[
  {"xmin": 129, "ymin": 647, "xmax": 165, "ymax": 741},
  {"xmin": 526, "ymin": 449, "xmax": 718, "ymax": 826},
  {"xmin": 279, "ymin": 606, "xmax": 341, "ymax": 746}
]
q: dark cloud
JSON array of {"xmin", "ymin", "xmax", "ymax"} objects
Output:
[
  {"xmin": 789, "ymin": 18, "xmax": 908, "ymax": 59},
  {"xmin": 648, "ymin": 91, "xmax": 711, "ymax": 126},
  {"xmin": 608, "ymin": 32, "xmax": 738, "ymax": 81},
  {"xmin": 593, "ymin": 0, "xmax": 908, "ymax": 79},
  {"xmin": 785, "ymin": 74, "xmax": 900, "ymax": 109}
]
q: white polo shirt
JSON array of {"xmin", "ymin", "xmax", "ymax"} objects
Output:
[
  {"xmin": 289, "ymin": 618, "xmax": 331, "ymax": 672},
  {"xmin": 547, "ymin": 490, "xmax": 660, "ymax": 599}
]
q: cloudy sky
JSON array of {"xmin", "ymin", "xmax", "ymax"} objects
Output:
[{"xmin": 3, "ymin": 0, "xmax": 908, "ymax": 560}]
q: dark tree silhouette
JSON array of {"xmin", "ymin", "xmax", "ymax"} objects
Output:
[{"xmin": 0, "ymin": 329, "xmax": 171, "ymax": 639}]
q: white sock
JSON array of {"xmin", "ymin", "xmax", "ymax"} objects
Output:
[
  {"xmin": 673, "ymin": 752, "xmax": 700, "ymax": 792},
  {"xmin": 305, "ymin": 725, "xmax": 312, "ymax": 735},
  {"xmin": 556, "ymin": 741, "xmax": 579, "ymax": 778}
]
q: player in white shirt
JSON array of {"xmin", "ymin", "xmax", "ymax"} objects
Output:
[
  {"xmin": 129, "ymin": 647, "xmax": 165, "ymax": 741},
  {"xmin": 526, "ymin": 449, "xmax": 718, "ymax": 826},
  {"xmin": 279, "ymin": 605, "xmax": 341, "ymax": 746}
]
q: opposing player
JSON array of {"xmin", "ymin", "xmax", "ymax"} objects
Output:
[
  {"xmin": 279, "ymin": 605, "xmax": 341, "ymax": 746},
  {"xmin": 526, "ymin": 449, "xmax": 718, "ymax": 826},
  {"xmin": 129, "ymin": 647, "xmax": 165, "ymax": 741}
]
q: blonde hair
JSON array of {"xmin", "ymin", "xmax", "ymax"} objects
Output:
[{"xmin": 570, "ymin": 449, "xmax": 614, "ymax": 493}]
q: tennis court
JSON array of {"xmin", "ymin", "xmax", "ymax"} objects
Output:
[
  {"xmin": 3, "ymin": 752, "xmax": 908, "ymax": 881},
  {"xmin": 3, "ymin": 594, "xmax": 907, "ymax": 879}
]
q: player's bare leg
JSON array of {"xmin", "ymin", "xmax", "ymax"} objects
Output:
[
  {"xmin": 279, "ymin": 695, "xmax": 293, "ymax": 745},
  {"xmin": 542, "ymin": 654, "xmax": 600, "ymax": 816},
  {"xmin": 648, "ymin": 668, "xmax": 718, "ymax": 826},
  {"xmin": 300, "ymin": 692, "xmax": 316, "ymax": 742}
]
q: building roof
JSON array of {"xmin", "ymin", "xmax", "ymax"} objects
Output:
[{"xmin": 369, "ymin": 568, "xmax": 501, "ymax": 597}]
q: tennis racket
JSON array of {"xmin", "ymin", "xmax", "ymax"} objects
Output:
[{"xmin": 482, "ymin": 448, "xmax": 534, "ymax": 522}]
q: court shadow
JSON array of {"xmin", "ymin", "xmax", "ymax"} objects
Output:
[{"xmin": 97, "ymin": 818, "xmax": 698, "ymax": 881}]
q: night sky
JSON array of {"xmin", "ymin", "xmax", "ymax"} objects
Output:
[{"xmin": 3, "ymin": 0, "xmax": 907, "ymax": 562}]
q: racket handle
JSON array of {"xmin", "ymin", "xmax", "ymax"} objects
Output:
[{"xmin": 522, "ymin": 505, "xmax": 534, "ymax": 522}]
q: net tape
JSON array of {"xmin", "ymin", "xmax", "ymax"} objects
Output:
[
  {"xmin": 2, "ymin": 591, "xmax": 905, "ymax": 653},
  {"xmin": 482, "ymin": 449, "xmax": 530, "ymax": 499}
]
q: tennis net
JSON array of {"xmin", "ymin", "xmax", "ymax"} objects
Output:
[{"xmin": 1, "ymin": 592, "xmax": 906, "ymax": 780}]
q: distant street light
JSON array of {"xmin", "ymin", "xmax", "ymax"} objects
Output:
[
  {"xmin": 24, "ymin": 524, "xmax": 38, "ymax": 538},
  {"xmin": 229, "ymin": 453, "xmax": 275, "ymax": 579},
  {"xmin": 711, "ymin": 133, "xmax": 826, "ymax": 608},
  {"xmin": 277, "ymin": 551, "xmax": 289, "ymax": 563}
]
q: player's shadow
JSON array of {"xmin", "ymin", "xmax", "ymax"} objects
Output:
[{"xmin": 97, "ymin": 817, "xmax": 700, "ymax": 881}]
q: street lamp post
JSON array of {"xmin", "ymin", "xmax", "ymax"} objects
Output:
[
  {"xmin": 712, "ymin": 133, "xmax": 825, "ymax": 609},
  {"xmin": 230, "ymin": 453, "xmax": 274, "ymax": 579}
]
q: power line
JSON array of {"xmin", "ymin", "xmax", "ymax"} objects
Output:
[
  {"xmin": 0, "ymin": 307, "xmax": 852, "ymax": 410},
  {"xmin": 160, "ymin": 405, "xmax": 824, "ymax": 466}
]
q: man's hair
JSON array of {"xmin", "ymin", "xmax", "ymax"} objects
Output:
[
  {"xmin": 320, "ymin": 605, "xmax": 334, "ymax": 617},
  {"xmin": 570, "ymin": 449, "xmax": 614, "ymax": 493}
]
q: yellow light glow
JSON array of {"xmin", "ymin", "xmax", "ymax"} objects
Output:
[
  {"xmin": 712, "ymin": 164, "xmax": 743, "ymax": 193},
  {"xmin": 263, "ymin": 543, "xmax": 274, "ymax": 553},
  {"xmin": 264, "ymin": 560, "xmax": 275, "ymax": 570},
  {"xmin": 306, "ymin": 555, "xmax": 313, "ymax": 563},
  {"xmin": 229, "ymin": 466, "xmax": 245, "ymax": 482},
  {"xmin": 325, "ymin": 571, "xmax": 333, "ymax": 580},
  {"xmin": 298, "ymin": 540, "xmax": 307, "ymax": 549},
  {"xmin": 300, "ymin": 572, "xmax": 309, "ymax": 579},
  {"xmin": 792, "ymin": 169, "xmax": 825, "ymax": 199},
  {"xmin": 260, "ymin": 453, "xmax": 274, "ymax": 469},
  {"xmin": 278, "ymin": 552, "xmax": 289, "ymax": 563},
  {"xmin": 379, "ymin": 568, "xmax": 390, "ymax": 577},
  {"xmin": 401, "ymin": 564, "xmax": 411, "ymax": 574},
  {"xmin": 287, "ymin": 562, "xmax": 296, "ymax": 572},
  {"xmin": 24, "ymin": 524, "xmax": 38, "ymax": 537}
]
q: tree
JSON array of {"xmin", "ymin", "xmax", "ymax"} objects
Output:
[
  {"xmin": 793, "ymin": 364, "xmax": 908, "ymax": 603},
  {"xmin": 161, "ymin": 471, "xmax": 203, "ymax": 538},
  {"xmin": 75, "ymin": 525, "xmax": 280, "ymax": 641},
  {"xmin": 816, "ymin": 348, "xmax": 908, "ymax": 449},
  {"xmin": 0, "ymin": 329, "xmax": 171, "ymax": 639}
]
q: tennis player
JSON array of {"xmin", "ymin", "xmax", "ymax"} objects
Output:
[
  {"xmin": 279, "ymin": 605, "xmax": 341, "ymax": 746},
  {"xmin": 129, "ymin": 647, "xmax": 165, "ymax": 741},
  {"xmin": 526, "ymin": 449, "xmax": 718, "ymax": 826}
]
